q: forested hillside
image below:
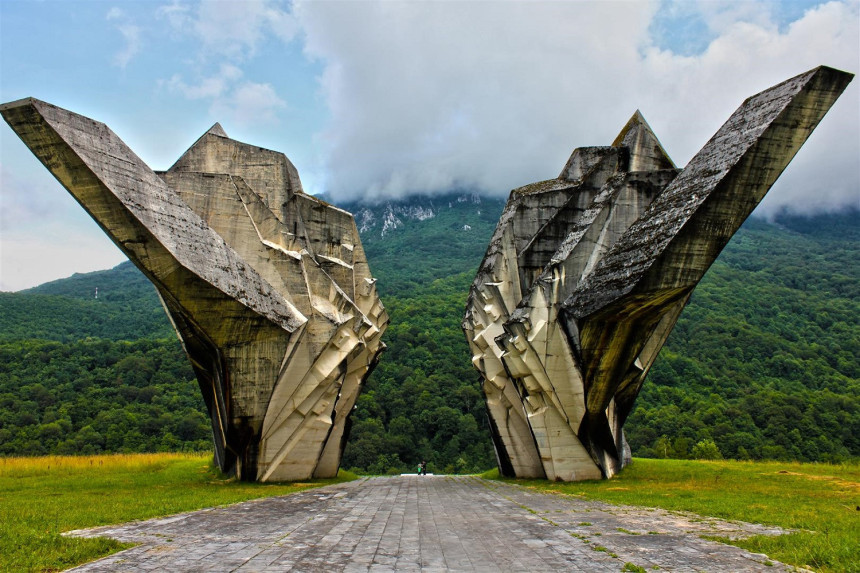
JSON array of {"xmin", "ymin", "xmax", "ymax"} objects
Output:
[
  {"xmin": 1, "ymin": 262, "xmax": 174, "ymax": 342},
  {"xmin": 628, "ymin": 212, "xmax": 859, "ymax": 462},
  {"xmin": 344, "ymin": 193, "xmax": 504, "ymax": 296},
  {"xmin": 0, "ymin": 193, "xmax": 857, "ymax": 474}
]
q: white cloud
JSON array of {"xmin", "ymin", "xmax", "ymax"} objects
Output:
[
  {"xmin": 156, "ymin": 2, "xmax": 191, "ymax": 31},
  {"xmin": 211, "ymin": 81, "xmax": 287, "ymax": 127},
  {"xmin": 107, "ymin": 7, "xmax": 142, "ymax": 69},
  {"xmin": 106, "ymin": 7, "xmax": 124, "ymax": 21},
  {"xmin": 166, "ymin": 64, "xmax": 244, "ymax": 99},
  {"xmin": 114, "ymin": 24, "xmax": 142, "ymax": 69},
  {"xmin": 265, "ymin": 3, "xmax": 301, "ymax": 44},
  {"xmin": 157, "ymin": 1, "xmax": 295, "ymax": 128},
  {"xmin": 164, "ymin": 65, "xmax": 285, "ymax": 127},
  {"xmin": 294, "ymin": 0, "xmax": 859, "ymax": 215},
  {"xmin": 695, "ymin": 0, "xmax": 776, "ymax": 34},
  {"xmin": 638, "ymin": 0, "xmax": 860, "ymax": 215},
  {"xmin": 160, "ymin": 0, "xmax": 298, "ymax": 61},
  {"xmin": 296, "ymin": 1, "xmax": 658, "ymax": 202}
]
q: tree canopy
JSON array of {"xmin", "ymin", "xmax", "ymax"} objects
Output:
[{"xmin": 0, "ymin": 196, "xmax": 856, "ymax": 473}]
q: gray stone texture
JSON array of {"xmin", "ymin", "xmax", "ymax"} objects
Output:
[
  {"xmin": 1, "ymin": 100, "xmax": 388, "ymax": 482},
  {"xmin": 66, "ymin": 476, "xmax": 795, "ymax": 572},
  {"xmin": 464, "ymin": 66, "xmax": 853, "ymax": 481}
]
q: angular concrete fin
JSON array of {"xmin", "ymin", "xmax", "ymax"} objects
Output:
[
  {"xmin": 167, "ymin": 123, "xmax": 229, "ymax": 171},
  {"xmin": 0, "ymin": 97, "xmax": 304, "ymax": 334},
  {"xmin": 610, "ymin": 110, "xmax": 645, "ymax": 146},
  {"xmin": 566, "ymin": 65, "xmax": 853, "ymax": 426},
  {"xmin": 566, "ymin": 65, "xmax": 854, "ymax": 321},
  {"xmin": 467, "ymin": 64, "xmax": 853, "ymax": 482},
  {"xmin": 612, "ymin": 110, "xmax": 676, "ymax": 172},
  {"xmin": 2, "ymin": 96, "xmax": 387, "ymax": 484}
]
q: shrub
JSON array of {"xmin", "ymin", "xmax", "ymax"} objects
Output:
[{"xmin": 691, "ymin": 439, "xmax": 723, "ymax": 460}]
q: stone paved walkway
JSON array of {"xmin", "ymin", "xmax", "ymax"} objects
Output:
[{"xmin": 66, "ymin": 476, "xmax": 794, "ymax": 572}]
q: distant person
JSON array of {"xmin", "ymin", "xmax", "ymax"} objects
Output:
[{"xmin": 420, "ymin": 461, "xmax": 427, "ymax": 475}]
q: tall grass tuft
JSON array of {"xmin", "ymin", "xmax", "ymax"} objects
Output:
[{"xmin": 0, "ymin": 452, "xmax": 203, "ymax": 478}]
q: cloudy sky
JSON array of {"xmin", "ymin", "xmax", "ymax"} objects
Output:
[{"xmin": 1, "ymin": 0, "xmax": 858, "ymax": 291}]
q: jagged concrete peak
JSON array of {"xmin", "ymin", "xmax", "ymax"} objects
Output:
[
  {"xmin": 558, "ymin": 111, "xmax": 673, "ymax": 181},
  {"xmin": 168, "ymin": 123, "xmax": 292, "ymax": 176},
  {"xmin": 165, "ymin": 121, "xmax": 305, "ymax": 202},
  {"xmin": 611, "ymin": 110, "xmax": 647, "ymax": 147},
  {"xmin": 206, "ymin": 122, "xmax": 228, "ymax": 138},
  {"xmin": 612, "ymin": 110, "xmax": 676, "ymax": 171}
]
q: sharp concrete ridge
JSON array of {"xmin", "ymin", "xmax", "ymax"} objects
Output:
[
  {"xmin": 463, "ymin": 65, "xmax": 853, "ymax": 481},
  {"xmin": 1, "ymin": 99, "xmax": 388, "ymax": 482},
  {"xmin": 66, "ymin": 476, "xmax": 795, "ymax": 572}
]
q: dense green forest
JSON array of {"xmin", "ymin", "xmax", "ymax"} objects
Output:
[
  {"xmin": 0, "ymin": 338, "xmax": 209, "ymax": 455},
  {"xmin": 0, "ymin": 193, "xmax": 857, "ymax": 474},
  {"xmin": 0, "ymin": 265, "xmax": 206, "ymax": 455},
  {"xmin": 628, "ymin": 213, "xmax": 859, "ymax": 462},
  {"xmin": 0, "ymin": 261, "xmax": 174, "ymax": 342}
]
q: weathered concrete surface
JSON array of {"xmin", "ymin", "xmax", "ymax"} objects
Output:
[
  {"xmin": 67, "ymin": 476, "xmax": 794, "ymax": 572},
  {"xmin": 0, "ymin": 100, "xmax": 388, "ymax": 482},
  {"xmin": 464, "ymin": 65, "xmax": 853, "ymax": 481}
]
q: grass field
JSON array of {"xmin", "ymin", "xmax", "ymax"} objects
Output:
[
  {"xmin": 3, "ymin": 455, "xmax": 857, "ymax": 572},
  {"xmin": 497, "ymin": 458, "xmax": 859, "ymax": 573},
  {"xmin": 0, "ymin": 453, "xmax": 353, "ymax": 572}
]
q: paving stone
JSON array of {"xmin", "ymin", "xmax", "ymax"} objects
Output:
[{"xmin": 66, "ymin": 475, "xmax": 794, "ymax": 572}]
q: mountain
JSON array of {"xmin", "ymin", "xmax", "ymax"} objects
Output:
[
  {"xmin": 339, "ymin": 192, "xmax": 505, "ymax": 296},
  {"xmin": 1, "ymin": 262, "xmax": 174, "ymax": 342},
  {"xmin": 0, "ymin": 194, "xmax": 857, "ymax": 471}
]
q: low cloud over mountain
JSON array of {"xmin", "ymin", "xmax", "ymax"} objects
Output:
[{"xmin": 298, "ymin": 1, "xmax": 859, "ymax": 216}]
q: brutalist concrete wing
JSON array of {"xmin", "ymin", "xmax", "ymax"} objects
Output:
[
  {"xmin": 463, "ymin": 66, "xmax": 853, "ymax": 481},
  {"xmin": 1, "ymin": 98, "xmax": 388, "ymax": 481}
]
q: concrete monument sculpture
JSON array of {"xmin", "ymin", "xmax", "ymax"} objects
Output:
[
  {"xmin": 463, "ymin": 66, "xmax": 853, "ymax": 481},
  {"xmin": 2, "ymin": 99, "xmax": 388, "ymax": 482}
]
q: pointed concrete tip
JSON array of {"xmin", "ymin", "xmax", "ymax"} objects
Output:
[
  {"xmin": 611, "ymin": 110, "xmax": 676, "ymax": 170},
  {"xmin": 207, "ymin": 122, "xmax": 228, "ymax": 138},
  {"xmin": 0, "ymin": 97, "xmax": 38, "ymax": 112},
  {"xmin": 611, "ymin": 110, "xmax": 649, "ymax": 147}
]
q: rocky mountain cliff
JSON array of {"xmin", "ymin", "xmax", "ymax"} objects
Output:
[
  {"xmin": 333, "ymin": 192, "xmax": 505, "ymax": 296},
  {"xmin": 343, "ymin": 192, "xmax": 494, "ymax": 239}
]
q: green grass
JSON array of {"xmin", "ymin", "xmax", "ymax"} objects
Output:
[
  {"xmin": 504, "ymin": 458, "xmax": 859, "ymax": 573},
  {"xmin": 478, "ymin": 467, "xmax": 500, "ymax": 479},
  {"xmin": 0, "ymin": 453, "xmax": 355, "ymax": 572},
  {"xmin": 5, "ymin": 455, "xmax": 857, "ymax": 572}
]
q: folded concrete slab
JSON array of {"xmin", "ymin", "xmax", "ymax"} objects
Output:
[
  {"xmin": 464, "ymin": 65, "xmax": 853, "ymax": 480},
  {"xmin": 1, "ymin": 99, "xmax": 388, "ymax": 481}
]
